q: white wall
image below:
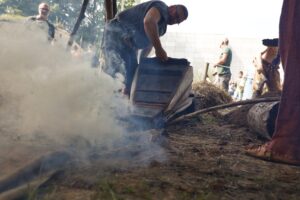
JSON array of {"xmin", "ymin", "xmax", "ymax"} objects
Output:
[{"xmin": 159, "ymin": 33, "xmax": 265, "ymax": 82}]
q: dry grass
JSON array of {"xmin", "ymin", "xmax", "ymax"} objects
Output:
[
  {"xmin": 34, "ymin": 113, "xmax": 300, "ymax": 200},
  {"xmin": 192, "ymin": 81, "xmax": 232, "ymax": 110}
]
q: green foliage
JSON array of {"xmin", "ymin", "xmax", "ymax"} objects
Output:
[
  {"xmin": 0, "ymin": 0, "xmax": 136, "ymax": 46},
  {"xmin": 0, "ymin": 13, "xmax": 25, "ymax": 21},
  {"xmin": 117, "ymin": 0, "xmax": 135, "ymax": 11},
  {"xmin": 4, "ymin": 6, "xmax": 23, "ymax": 15}
]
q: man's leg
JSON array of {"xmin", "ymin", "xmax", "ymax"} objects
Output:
[
  {"xmin": 101, "ymin": 27, "xmax": 126, "ymax": 78},
  {"xmin": 268, "ymin": 69, "xmax": 282, "ymax": 93},
  {"xmin": 216, "ymin": 75, "xmax": 222, "ymax": 89},
  {"xmin": 221, "ymin": 74, "xmax": 231, "ymax": 92},
  {"xmin": 121, "ymin": 48, "xmax": 138, "ymax": 96},
  {"xmin": 102, "ymin": 49, "xmax": 126, "ymax": 77}
]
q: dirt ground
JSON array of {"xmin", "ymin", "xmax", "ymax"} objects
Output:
[
  {"xmin": 1, "ymin": 83, "xmax": 300, "ymax": 200},
  {"xmin": 2, "ymin": 110, "xmax": 300, "ymax": 200},
  {"xmin": 53, "ymin": 114, "xmax": 300, "ymax": 200}
]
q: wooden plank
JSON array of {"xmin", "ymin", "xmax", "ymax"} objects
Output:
[
  {"xmin": 139, "ymin": 67, "xmax": 184, "ymax": 76},
  {"xmin": 136, "ymin": 75, "xmax": 180, "ymax": 92},
  {"xmin": 134, "ymin": 91, "xmax": 172, "ymax": 104},
  {"xmin": 130, "ymin": 105, "xmax": 163, "ymax": 118},
  {"xmin": 166, "ymin": 66, "xmax": 193, "ymax": 111},
  {"xmin": 130, "ymin": 58, "xmax": 193, "ymax": 119}
]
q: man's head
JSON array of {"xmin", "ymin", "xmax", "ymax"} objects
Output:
[
  {"xmin": 168, "ymin": 5, "xmax": 188, "ymax": 25},
  {"xmin": 262, "ymin": 38, "xmax": 278, "ymax": 47},
  {"xmin": 221, "ymin": 38, "xmax": 229, "ymax": 46},
  {"xmin": 262, "ymin": 38, "xmax": 279, "ymax": 55},
  {"xmin": 38, "ymin": 3, "xmax": 50, "ymax": 20}
]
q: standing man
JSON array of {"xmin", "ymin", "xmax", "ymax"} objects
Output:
[
  {"xmin": 213, "ymin": 38, "xmax": 232, "ymax": 92},
  {"xmin": 101, "ymin": 0, "xmax": 188, "ymax": 96},
  {"xmin": 28, "ymin": 2, "xmax": 55, "ymax": 41}
]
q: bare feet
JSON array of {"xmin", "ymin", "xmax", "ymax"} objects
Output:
[
  {"xmin": 245, "ymin": 143, "xmax": 272, "ymax": 160},
  {"xmin": 245, "ymin": 142, "xmax": 300, "ymax": 166}
]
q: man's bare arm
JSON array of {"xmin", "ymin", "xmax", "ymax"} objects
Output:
[
  {"xmin": 214, "ymin": 53, "xmax": 228, "ymax": 67},
  {"xmin": 144, "ymin": 7, "xmax": 168, "ymax": 61}
]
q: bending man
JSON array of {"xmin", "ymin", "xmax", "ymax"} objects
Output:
[{"xmin": 101, "ymin": 0, "xmax": 188, "ymax": 96}]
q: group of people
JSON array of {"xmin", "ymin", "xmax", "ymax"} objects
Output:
[
  {"xmin": 26, "ymin": 0, "xmax": 300, "ymax": 166},
  {"xmin": 100, "ymin": 0, "xmax": 300, "ymax": 166},
  {"xmin": 212, "ymin": 36, "xmax": 282, "ymax": 101}
]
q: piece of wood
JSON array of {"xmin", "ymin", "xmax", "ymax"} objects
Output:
[
  {"xmin": 203, "ymin": 62, "xmax": 209, "ymax": 82},
  {"xmin": 0, "ymin": 176, "xmax": 53, "ymax": 200},
  {"xmin": 130, "ymin": 58, "xmax": 193, "ymax": 119},
  {"xmin": 67, "ymin": 0, "xmax": 90, "ymax": 48},
  {"xmin": 0, "ymin": 151, "xmax": 71, "ymax": 193},
  {"xmin": 247, "ymin": 101, "xmax": 280, "ymax": 139},
  {"xmin": 168, "ymin": 97, "xmax": 280, "ymax": 125},
  {"xmin": 104, "ymin": 0, "xmax": 117, "ymax": 22}
]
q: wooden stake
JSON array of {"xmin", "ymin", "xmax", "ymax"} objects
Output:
[
  {"xmin": 67, "ymin": 0, "xmax": 90, "ymax": 48},
  {"xmin": 168, "ymin": 97, "xmax": 280, "ymax": 125}
]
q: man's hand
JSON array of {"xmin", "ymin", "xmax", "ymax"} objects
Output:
[{"xmin": 155, "ymin": 47, "xmax": 168, "ymax": 61}]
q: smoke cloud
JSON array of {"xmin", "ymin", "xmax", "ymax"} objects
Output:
[{"xmin": 0, "ymin": 22, "xmax": 165, "ymax": 167}]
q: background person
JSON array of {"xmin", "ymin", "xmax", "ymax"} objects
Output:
[
  {"xmin": 252, "ymin": 38, "xmax": 281, "ymax": 98},
  {"xmin": 213, "ymin": 38, "xmax": 232, "ymax": 92},
  {"xmin": 233, "ymin": 71, "xmax": 246, "ymax": 101},
  {"xmin": 28, "ymin": 2, "xmax": 55, "ymax": 41}
]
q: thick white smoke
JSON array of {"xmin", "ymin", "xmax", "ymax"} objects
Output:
[
  {"xmin": 0, "ymin": 22, "xmax": 166, "ymax": 170},
  {"xmin": 0, "ymin": 22, "xmax": 129, "ymax": 147}
]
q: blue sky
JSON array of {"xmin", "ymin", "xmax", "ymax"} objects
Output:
[{"xmin": 163, "ymin": 0, "xmax": 283, "ymax": 38}]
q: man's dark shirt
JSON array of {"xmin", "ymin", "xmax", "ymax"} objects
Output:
[
  {"xmin": 114, "ymin": 0, "xmax": 169, "ymax": 49},
  {"xmin": 28, "ymin": 16, "xmax": 55, "ymax": 40}
]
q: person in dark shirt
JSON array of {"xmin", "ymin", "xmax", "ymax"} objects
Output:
[
  {"xmin": 28, "ymin": 2, "xmax": 55, "ymax": 41},
  {"xmin": 101, "ymin": 0, "xmax": 188, "ymax": 96}
]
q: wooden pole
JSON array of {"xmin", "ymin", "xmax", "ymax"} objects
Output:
[
  {"xmin": 67, "ymin": 0, "xmax": 90, "ymax": 48},
  {"xmin": 105, "ymin": 0, "xmax": 117, "ymax": 22},
  {"xmin": 167, "ymin": 97, "xmax": 280, "ymax": 125},
  {"xmin": 203, "ymin": 62, "xmax": 209, "ymax": 82}
]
